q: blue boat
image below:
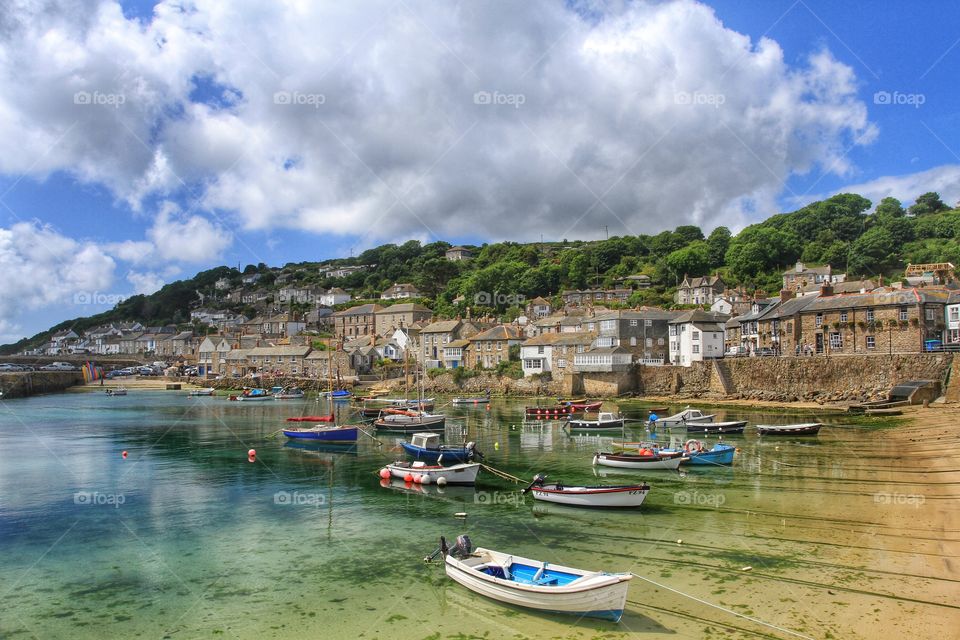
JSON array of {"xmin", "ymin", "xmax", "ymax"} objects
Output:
[
  {"xmin": 667, "ymin": 439, "xmax": 735, "ymax": 465},
  {"xmin": 400, "ymin": 432, "xmax": 482, "ymax": 464},
  {"xmin": 282, "ymin": 424, "xmax": 358, "ymax": 442}
]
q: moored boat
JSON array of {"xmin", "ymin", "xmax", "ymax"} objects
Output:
[
  {"xmin": 683, "ymin": 420, "xmax": 746, "ymax": 434},
  {"xmin": 452, "ymin": 392, "xmax": 491, "ymax": 405},
  {"xmin": 382, "ymin": 461, "xmax": 481, "ymax": 484},
  {"xmin": 666, "ymin": 439, "xmax": 736, "ymax": 465},
  {"xmin": 286, "ymin": 414, "xmax": 336, "ymax": 423},
  {"xmin": 523, "ymin": 474, "xmax": 650, "ymax": 508},
  {"xmin": 188, "ymin": 388, "xmax": 215, "ymax": 396},
  {"xmin": 234, "ymin": 388, "xmax": 272, "ymax": 401},
  {"xmin": 649, "ymin": 407, "xmax": 714, "ymax": 427},
  {"xmin": 756, "ymin": 422, "xmax": 822, "ymax": 436},
  {"xmin": 400, "ymin": 432, "xmax": 482, "ymax": 464},
  {"xmin": 566, "ymin": 400, "xmax": 603, "ymax": 412},
  {"xmin": 567, "ymin": 412, "xmax": 625, "ymax": 432},
  {"xmin": 373, "ymin": 411, "xmax": 446, "ymax": 433},
  {"xmin": 434, "ymin": 535, "xmax": 632, "ymax": 622},
  {"xmin": 105, "ymin": 387, "xmax": 127, "ymax": 396},
  {"xmin": 592, "ymin": 451, "xmax": 687, "ymax": 470},
  {"xmin": 525, "ymin": 404, "xmax": 575, "ymax": 419},
  {"xmin": 360, "ymin": 398, "xmax": 435, "ymax": 417},
  {"xmin": 282, "ymin": 424, "xmax": 359, "ymax": 443},
  {"xmin": 273, "ymin": 386, "xmax": 306, "ymax": 399}
]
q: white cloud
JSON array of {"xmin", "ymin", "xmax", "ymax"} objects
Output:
[
  {"xmin": 0, "ymin": 221, "xmax": 117, "ymax": 321},
  {"xmin": 126, "ymin": 270, "xmax": 166, "ymax": 295},
  {"xmin": 826, "ymin": 165, "xmax": 960, "ymax": 210},
  {"xmin": 0, "ymin": 0, "xmax": 877, "ymax": 243}
]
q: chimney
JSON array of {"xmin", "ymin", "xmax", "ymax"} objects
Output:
[
  {"xmin": 795, "ymin": 261, "xmax": 804, "ymax": 273},
  {"xmin": 780, "ymin": 289, "xmax": 795, "ymax": 303},
  {"xmin": 820, "ymin": 283, "xmax": 834, "ymax": 297},
  {"xmin": 878, "ymin": 274, "xmax": 884, "ymax": 287}
]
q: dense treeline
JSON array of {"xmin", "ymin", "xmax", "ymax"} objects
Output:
[{"xmin": 3, "ymin": 191, "xmax": 957, "ymax": 355}]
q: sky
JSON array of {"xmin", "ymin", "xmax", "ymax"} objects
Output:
[{"xmin": 1, "ymin": 0, "xmax": 959, "ymax": 344}]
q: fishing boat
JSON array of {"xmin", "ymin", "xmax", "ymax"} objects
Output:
[
  {"xmin": 320, "ymin": 389, "xmax": 353, "ymax": 399},
  {"xmin": 105, "ymin": 387, "xmax": 127, "ymax": 396},
  {"xmin": 523, "ymin": 474, "xmax": 650, "ymax": 508},
  {"xmin": 273, "ymin": 387, "xmax": 306, "ymax": 399},
  {"xmin": 188, "ymin": 388, "xmax": 215, "ymax": 396},
  {"xmin": 433, "ymin": 535, "xmax": 632, "ymax": 622},
  {"xmin": 525, "ymin": 404, "xmax": 575, "ymax": 419},
  {"xmin": 648, "ymin": 407, "xmax": 715, "ymax": 427},
  {"xmin": 665, "ymin": 439, "xmax": 736, "ymax": 465},
  {"xmin": 567, "ymin": 412, "xmax": 625, "ymax": 432},
  {"xmin": 234, "ymin": 388, "xmax": 272, "ymax": 402},
  {"xmin": 381, "ymin": 461, "xmax": 481, "ymax": 485},
  {"xmin": 683, "ymin": 420, "xmax": 746, "ymax": 434},
  {"xmin": 373, "ymin": 411, "xmax": 446, "ymax": 433},
  {"xmin": 282, "ymin": 424, "xmax": 359, "ymax": 443},
  {"xmin": 452, "ymin": 392, "xmax": 491, "ymax": 405},
  {"xmin": 360, "ymin": 398, "xmax": 436, "ymax": 418},
  {"xmin": 400, "ymin": 432, "xmax": 483, "ymax": 464},
  {"xmin": 592, "ymin": 451, "xmax": 687, "ymax": 470},
  {"xmin": 286, "ymin": 414, "xmax": 336, "ymax": 423},
  {"xmin": 756, "ymin": 422, "xmax": 822, "ymax": 436}
]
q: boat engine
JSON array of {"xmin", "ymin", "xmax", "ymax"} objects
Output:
[
  {"xmin": 466, "ymin": 442, "xmax": 484, "ymax": 460},
  {"xmin": 448, "ymin": 534, "xmax": 473, "ymax": 559}
]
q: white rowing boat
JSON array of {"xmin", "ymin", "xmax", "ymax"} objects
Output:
[
  {"xmin": 592, "ymin": 451, "xmax": 687, "ymax": 470},
  {"xmin": 382, "ymin": 461, "xmax": 481, "ymax": 485},
  {"xmin": 438, "ymin": 536, "xmax": 632, "ymax": 622},
  {"xmin": 524, "ymin": 474, "xmax": 649, "ymax": 508}
]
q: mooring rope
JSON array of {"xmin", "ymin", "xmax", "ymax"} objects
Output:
[
  {"xmin": 629, "ymin": 573, "xmax": 815, "ymax": 640},
  {"xmin": 479, "ymin": 463, "xmax": 524, "ymax": 483}
]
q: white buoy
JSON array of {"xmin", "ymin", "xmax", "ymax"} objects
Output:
[
  {"xmin": 454, "ymin": 512, "xmax": 467, "ymax": 518},
  {"xmin": 420, "ymin": 474, "xmax": 432, "ymax": 485},
  {"xmin": 436, "ymin": 477, "xmax": 448, "ymax": 487}
]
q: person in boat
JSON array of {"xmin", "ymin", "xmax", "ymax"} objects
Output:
[{"xmin": 648, "ymin": 412, "xmax": 658, "ymax": 427}]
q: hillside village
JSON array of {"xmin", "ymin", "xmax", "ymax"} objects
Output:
[{"xmin": 25, "ymin": 249, "xmax": 960, "ymax": 384}]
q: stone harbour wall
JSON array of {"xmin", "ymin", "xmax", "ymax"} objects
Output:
[{"xmin": 0, "ymin": 371, "xmax": 85, "ymax": 399}]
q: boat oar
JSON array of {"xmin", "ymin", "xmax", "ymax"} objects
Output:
[{"xmin": 355, "ymin": 424, "xmax": 382, "ymax": 446}]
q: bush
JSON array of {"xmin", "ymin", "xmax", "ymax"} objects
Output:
[
  {"xmin": 496, "ymin": 360, "xmax": 523, "ymax": 379},
  {"xmin": 427, "ymin": 368, "xmax": 447, "ymax": 379},
  {"xmin": 452, "ymin": 366, "xmax": 479, "ymax": 385}
]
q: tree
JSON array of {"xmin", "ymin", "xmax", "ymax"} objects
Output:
[
  {"xmin": 875, "ymin": 197, "xmax": 905, "ymax": 218},
  {"xmin": 706, "ymin": 226, "xmax": 731, "ymax": 267},
  {"xmin": 664, "ymin": 241, "xmax": 710, "ymax": 279},
  {"xmin": 847, "ymin": 227, "xmax": 895, "ymax": 276},
  {"xmin": 908, "ymin": 192, "xmax": 948, "ymax": 216}
]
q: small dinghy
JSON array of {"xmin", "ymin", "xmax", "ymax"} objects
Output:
[
  {"xmin": 273, "ymin": 386, "xmax": 305, "ymax": 399},
  {"xmin": 648, "ymin": 407, "xmax": 714, "ymax": 427},
  {"xmin": 373, "ymin": 411, "xmax": 446, "ymax": 433},
  {"xmin": 188, "ymin": 388, "xmax": 215, "ymax": 396},
  {"xmin": 663, "ymin": 439, "xmax": 736, "ymax": 465},
  {"xmin": 452, "ymin": 392, "xmax": 491, "ymax": 405},
  {"xmin": 282, "ymin": 424, "xmax": 358, "ymax": 443},
  {"xmin": 400, "ymin": 432, "xmax": 483, "ymax": 464},
  {"xmin": 684, "ymin": 420, "xmax": 746, "ymax": 434},
  {"xmin": 429, "ymin": 535, "xmax": 632, "ymax": 622},
  {"xmin": 523, "ymin": 474, "xmax": 650, "ymax": 508},
  {"xmin": 592, "ymin": 451, "xmax": 687, "ymax": 470},
  {"xmin": 756, "ymin": 422, "xmax": 822, "ymax": 436},
  {"xmin": 567, "ymin": 412, "xmax": 625, "ymax": 432},
  {"xmin": 381, "ymin": 461, "xmax": 481, "ymax": 485},
  {"xmin": 235, "ymin": 388, "xmax": 271, "ymax": 401},
  {"xmin": 105, "ymin": 387, "xmax": 127, "ymax": 396},
  {"xmin": 286, "ymin": 414, "xmax": 335, "ymax": 423}
]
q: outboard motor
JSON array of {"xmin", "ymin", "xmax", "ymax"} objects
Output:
[
  {"xmin": 448, "ymin": 534, "xmax": 473, "ymax": 559},
  {"xmin": 466, "ymin": 442, "xmax": 484, "ymax": 461}
]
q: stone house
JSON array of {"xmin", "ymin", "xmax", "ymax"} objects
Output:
[
  {"xmin": 797, "ymin": 287, "xmax": 948, "ymax": 355},
  {"xmin": 674, "ymin": 274, "xmax": 725, "ymax": 305},
  {"xmin": 756, "ymin": 292, "xmax": 820, "ymax": 355},
  {"xmin": 374, "ymin": 303, "xmax": 433, "ymax": 336},
  {"xmin": 442, "ymin": 339, "xmax": 471, "ymax": 369},
  {"xmin": 782, "ymin": 261, "xmax": 846, "ymax": 291},
  {"xmin": 304, "ymin": 349, "xmax": 353, "ymax": 378},
  {"xmin": 528, "ymin": 297, "xmax": 553, "ymax": 318},
  {"xmin": 332, "ymin": 304, "xmax": 383, "ymax": 339},
  {"xmin": 419, "ymin": 319, "xmax": 481, "ymax": 367},
  {"xmin": 467, "ymin": 325, "xmax": 524, "ymax": 369},
  {"xmin": 445, "ymin": 246, "xmax": 474, "ymax": 261},
  {"xmin": 582, "ymin": 309, "xmax": 677, "ymax": 365},
  {"xmin": 246, "ymin": 345, "xmax": 312, "ymax": 376},
  {"xmin": 224, "ymin": 349, "xmax": 251, "ymax": 377},
  {"xmin": 561, "ymin": 289, "xmax": 631, "ymax": 306},
  {"xmin": 381, "ymin": 283, "xmax": 421, "ymax": 300}
]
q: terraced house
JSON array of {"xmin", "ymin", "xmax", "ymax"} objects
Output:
[
  {"xmin": 583, "ymin": 309, "xmax": 677, "ymax": 365},
  {"xmin": 467, "ymin": 325, "xmax": 523, "ymax": 368},
  {"xmin": 520, "ymin": 332, "xmax": 597, "ymax": 377},
  {"xmin": 332, "ymin": 303, "xmax": 383, "ymax": 339},
  {"xmin": 420, "ymin": 319, "xmax": 481, "ymax": 367},
  {"xmin": 245, "ymin": 345, "xmax": 311, "ymax": 376},
  {"xmin": 797, "ymin": 287, "xmax": 948, "ymax": 355}
]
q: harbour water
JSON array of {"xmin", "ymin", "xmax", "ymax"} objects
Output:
[{"xmin": 0, "ymin": 391, "xmax": 956, "ymax": 639}]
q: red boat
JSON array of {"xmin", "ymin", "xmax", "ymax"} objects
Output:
[
  {"xmin": 568, "ymin": 400, "xmax": 602, "ymax": 412},
  {"xmin": 524, "ymin": 405, "xmax": 574, "ymax": 418},
  {"xmin": 286, "ymin": 414, "xmax": 336, "ymax": 422}
]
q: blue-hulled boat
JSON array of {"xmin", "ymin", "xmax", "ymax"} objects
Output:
[
  {"xmin": 400, "ymin": 432, "xmax": 482, "ymax": 464},
  {"xmin": 282, "ymin": 424, "xmax": 358, "ymax": 442},
  {"xmin": 669, "ymin": 439, "xmax": 735, "ymax": 465}
]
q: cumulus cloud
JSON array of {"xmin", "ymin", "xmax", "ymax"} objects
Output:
[
  {"xmin": 0, "ymin": 0, "xmax": 878, "ymax": 243},
  {"xmin": 0, "ymin": 222, "xmax": 116, "ymax": 327},
  {"xmin": 826, "ymin": 165, "xmax": 960, "ymax": 210}
]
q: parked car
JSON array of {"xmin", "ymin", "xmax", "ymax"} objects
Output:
[
  {"xmin": 723, "ymin": 347, "xmax": 746, "ymax": 357},
  {"xmin": 754, "ymin": 347, "xmax": 777, "ymax": 357},
  {"xmin": 40, "ymin": 362, "xmax": 78, "ymax": 371},
  {"xmin": 0, "ymin": 363, "xmax": 24, "ymax": 371}
]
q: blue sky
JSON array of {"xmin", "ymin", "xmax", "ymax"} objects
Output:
[{"xmin": 0, "ymin": 0, "xmax": 958, "ymax": 344}]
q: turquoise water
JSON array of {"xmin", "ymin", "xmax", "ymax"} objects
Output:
[{"xmin": 0, "ymin": 391, "xmax": 953, "ymax": 639}]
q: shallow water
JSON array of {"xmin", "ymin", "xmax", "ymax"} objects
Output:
[{"xmin": 0, "ymin": 392, "xmax": 956, "ymax": 639}]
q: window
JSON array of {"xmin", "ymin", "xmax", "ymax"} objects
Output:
[
  {"xmin": 786, "ymin": 321, "xmax": 793, "ymax": 332},
  {"xmin": 830, "ymin": 332, "xmax": 843, "ymax": 349},
  {"xmin": 537, "ymin": 346, "xmax": 545, "ymax": 354},
  {"xmin": 576, "ymin": 345, "xmax": 585, "ymax": 353},
  {"xmin": 840, "ymin": 311, "xmax": 848, "ymax": 322},
  {"xmin": 496, "ymin": 342, "xmax": 502, "ymax": 351},
  {"xmin": 277, "ymin": 355, "xmax": 284, "ymax": 363},
  {"xmin": 526, "ymin": 359, "xmax": 542, "ymax": 369},
  {"xmin": 692, "ymin": 345, "xmax": 700, "ymax": 354},
  {"xmin": 681, "ymin": 325, "xmax": 687, "ymax": 333},
  {"xmin": 866, "ymin": 309, "xmax": 875, "ymax": 322},
  {"xmin": 866, "ymin": 336, "xmax": 875, "ymax": 350},
  {"xmin": 815, "ymin": 313, "xmax": 823, "ymax": 328},
  {"xmin": 600, "ymin": 320, "xmax": 616, "ymax": 331},
  {"xmin": 645, "ymin": 320, "xmax": 652, "ymax": 327},
  {"xmin": 658, "ymin": 337, "xmax": 664, "ymax": 346},
  {"xmin": 558, "ymin": 359, "xmax": 567, "ymax": 368},
  {"xmin": 951, "ymin": 308, "xmax": 960, "ymax": 322},
  {"xmin": 645, "ymin": 337, "xmax": 653, "ymax": 347},
  {"xmin": 926, "ymin": 308, "xmax": 935, "ymax": 321},
  {"xmin": 899, "ymin": 307, "xmax": 908, "ymax": 321},
  {"xmin": 692, "ymin": 331, "xmax": 700, "ymax": 341},
  {"xmin": 669, "ymin": 326, "xmax": 677, "ymax": 336},
  {"xmin": 630, "ymin": 319, "xmax": 638, "ymax": 327},
  {"xmin": 630, "ymin": 337, "xmax": 637, "ymax": 346}
]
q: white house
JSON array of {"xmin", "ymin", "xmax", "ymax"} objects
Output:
[
  {"xmin": 320, "ymin": 288, "xmax": 351, "ymax": 306},
  {"xmin": 946, "ymin": 292, "xmax": 960, "ymax": 345},
  {"xmin": 573, "ymin": 346, "xmax": 632, "ymax": 372},
  {"xmin": 668, "ymin": 310, "xmax": 727, "ymax": 366}
]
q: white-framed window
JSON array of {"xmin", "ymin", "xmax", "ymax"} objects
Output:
[
  {"xmin": 926, "ymin": 308, "xmax": 935, "ymax": 321},
  {"xmin": 669, "ymin": 326, "xmax": 677, "ymax": 336},
  {"xmin": 630, "ymin": 319, "xmax": 638, "ymax": 327},
  {"xmin": 899, "ymin": 307, "xmax": 909, "ymax": 321},
  {"xmin": 630, "ymin": 337, "xmax": 637, "ymax": 346},
  {"xmin": 645, "ymin": 338, "xmax": 652, "ymax": 347},
  {"xmin": 537, "ymin": 346, "xmax": 544, "ymax": 354},
  {"xmin": 557, "ymin": 358, "xmax": 567, "ymax": 368},
  {"xmin": 525, "ymin": 359, "xmax": 542, "ymax": 369},
  {"xmin": 600, "ymin": 320, "xmax": 616, "ymax": 331},
  {"xmin": 866, "ymin": 336, "xmax": 875, "ymax": 350},
  {"xmin": 658, "ymin": 337, "xmax": 664, "ymax": 345},
  {"xmin": 692, "ymin": 331, "xmax": 700, "ymax": 341},
  {"xmin": 681, "ymin": 325, "xmax": 687, "ymax": 333},
  {"xmin": 576, "ymin": 345, "xmax": 585, "ymax": 353},
  {"xmin": 840, "ymin": 311, "xmax": 848, "ymax": 322},
  {"xmin": 815, "ymin": 313, "xmax": 823, "ymax": 328},
  {"xmin": 830, "ymin": 332, "xmax": 843, "ymax": 349},
  {"xmin": 951, "ymin": 308, "xmax": 960, "ymax": 322},
  {"xmin": 645, "ymin": 319, "xmax": 652, "ymax": 327},
  {"xmin": 866, "ymin": 308, "xmax": 875, "ymax": 322},
  {"xmin": 692, "ymin": 345, "xmax": 700, "ymax": 354},
  {"xmin": 277, "ymin": 355, "xmax": 284, "ymax": 363}
]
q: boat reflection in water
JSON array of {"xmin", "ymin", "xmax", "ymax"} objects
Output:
[{"xmin": 378, "ymin": 477, "xmax": 477, "ymax": 502}]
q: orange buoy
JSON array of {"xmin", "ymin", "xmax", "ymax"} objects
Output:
[
  {"xmin": 404, "ymin": 473, "xmax": 414, "ymax": 483},
  {"xmin": 248, "ymin": 449, "xmax": 256, "ymax": 458},
  {"xmin": 413, "ymin": 474, "xmax": 423, "ymax": 484},
  {"xmin": 379, "ymin": 468, "xmax": 390, "ymax": 479}
]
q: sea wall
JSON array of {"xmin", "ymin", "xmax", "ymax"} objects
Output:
[{"xmin": 0, "ymin": 372, "xmax": 85, "ymax": 399}]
